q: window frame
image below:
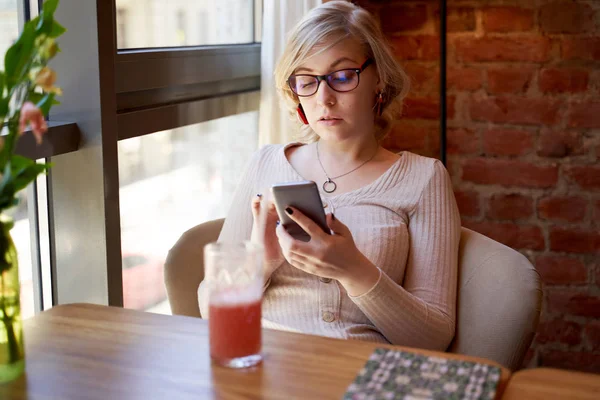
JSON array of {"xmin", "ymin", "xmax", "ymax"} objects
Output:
[{"xmin": 39, "ymin": 0, "xmax": 261, "ymax": 308}]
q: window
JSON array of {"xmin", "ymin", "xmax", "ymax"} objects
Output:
[
  {"xmin": 118, "ymin": 110, "xmax": 258, "ymax": 314},
  {"xmin": 115, "ymin": 0, "xmax": 255, "ymax": 49},
  {"xmin": 116, "ymin": 8, "xmax": 127, "ymax": 49},
  {"xmin": 22, "ymin": 0, "xmax": 261, "ymax": 309},
  {"xmin": 0, "ymin": 1, "xmax": 19, "ymax": 58},
  {"xmin": 1, "ymin": 0, "xmax": 50, "ymax": 319}
]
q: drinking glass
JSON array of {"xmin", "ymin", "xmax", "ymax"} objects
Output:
[{"xmin": 204, "ymin": 241, "xmax": 263, "ymax": 368}]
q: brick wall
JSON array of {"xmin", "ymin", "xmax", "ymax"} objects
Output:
[{"xmin": 355, "ymin": 0, "xmax": 600, "ymax": 372}]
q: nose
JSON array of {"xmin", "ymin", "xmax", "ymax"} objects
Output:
[{"xmin": 315, "ymin": 78, "xmax": 336, "ymax": 107}]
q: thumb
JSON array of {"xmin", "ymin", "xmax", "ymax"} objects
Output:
[{"xmin": 326, "ymin": 213, "xmax": 349, "ymax": 236}]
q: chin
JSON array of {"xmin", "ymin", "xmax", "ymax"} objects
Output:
[{"xmin": 312, "ymin": 128, "xmax": 355, "ymax": 142}]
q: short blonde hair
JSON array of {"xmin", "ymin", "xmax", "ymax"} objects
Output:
[{"xmin": 274, "ymin": 0, "xmax": 410, "ymax": 143}]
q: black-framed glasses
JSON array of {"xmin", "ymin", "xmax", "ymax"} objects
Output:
[{"xmin": 287, "ymin": 58, "xmax": 374, "ymax": 97}]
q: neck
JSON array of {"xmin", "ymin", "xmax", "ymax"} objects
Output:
[
  {"xmin": 316, "ymin": 135, "xmax": 379, "ymax": 165},
  {"xmin": 315, "ymin": 135, "xmax": 380, "ymax": 182}
]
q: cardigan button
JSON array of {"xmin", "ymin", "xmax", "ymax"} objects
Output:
[{"xmin": 322, "ymin": 311, "xmax": 335, "ymax": 323}]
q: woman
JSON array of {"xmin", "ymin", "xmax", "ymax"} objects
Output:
[{"xmin": 200, "ymin": 1, "xmax": 461, "ymax": 351}]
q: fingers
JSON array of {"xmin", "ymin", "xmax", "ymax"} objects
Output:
[
  {"xmin": 251, "ymin": 194, "xmax": 262, "ymax": 219},
  {"xmin": 284, "ymin": 206, "xmax": 327, "ymax": 240},
  {"xmin": 275, "ymin": 222, "xmax": 310, "ymax": 257},
  {"xmin": 326, "ymin": 213, "xmax": 349, "ymax": 236}
]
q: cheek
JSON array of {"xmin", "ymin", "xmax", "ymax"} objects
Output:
[{"xmin": 343, "ymin": 93, "xmax": 375, "ymax": 118}]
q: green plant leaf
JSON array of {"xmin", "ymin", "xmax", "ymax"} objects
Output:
[
  {"xmin": 0, "ymin": 101, "xmax": 7, "ymax": 119},
  {"xmin": 49, "ymin": 21, "xmax": 66, "ymax": 38},
  {"xmin": 13, "ymin": 164, "xmax": 49, "ymax": 193},
  {"xmin": 4, "ymin": 23, "xmax": 36, "ymax": 87},
  {"xmin": 44, "ymin": 0, "xmax": 60, "ymax": 15},
  {"xmin": 8, "ymin": 155, "xmax": 48, "ymax": 193},
  {"xmin": 0, "ymin": 71, "xmax": 4, "ymax": 93},
  {"xmin": 0, "ymin": 162, "xmax": 13, "ymax": 198},
  {"xmin": 10, "ymin": 155, "xmax": 32, "ymax": 174},
  {"xmin": 27, "ymin": 91, "xmax": 44, "ymax": 104},
  {"xmin": 36, "ymin": 92, "xmax": 55, "ymax": 116},
  {"xmin": 37, "ymin": 0, "xmax": 60, "ymax": 35}
]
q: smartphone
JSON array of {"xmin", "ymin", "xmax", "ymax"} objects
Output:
[{"xmin": 271, "ymin": 181, "xmax": 330, "ymax": 242}]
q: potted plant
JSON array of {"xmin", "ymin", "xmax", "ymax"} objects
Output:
[{"xmin": 0, "ymin": 0, "xmax": 64, "ymax": 383}]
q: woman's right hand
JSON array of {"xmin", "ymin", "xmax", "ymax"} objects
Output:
[{"xmin": 250, "ymin": 194, "xmax": 285, "ymax": 281}]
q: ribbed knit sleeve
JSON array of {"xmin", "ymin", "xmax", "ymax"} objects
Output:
[{"xmin": 349, "ymin": 160, "xmax": 461, "ymax": 350}]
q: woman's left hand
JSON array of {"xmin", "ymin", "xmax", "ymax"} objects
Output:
[{"xmin": 275, "ymin": 207, "xmax": 381, "ymax": 296}]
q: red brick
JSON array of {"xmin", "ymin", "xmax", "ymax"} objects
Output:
[
  {"xmin": 462, "ymin": 158, "xmax": 558, "ymax": 188},
  {"xmin": 538, "ymin": 196, "xmax": 588, "ymax": 223},
  {"xmin": 539, "ymin": 349, "xmax": 600, "ymax": 374},
  {"xmin": 482, "ymin": 7, "xmax": 534, "ymax": 33},
  {"xmin": 390, "ymin": 35, "xmax": 440, "ymax": 61},
  {"xmin": 535, "ymin": 255, "xmax": 587, "ymax": 285},
  {"xmin": 550, "ymin": 227, "xmax": 600, "ymax": 254},
  {"xmin": 403, "ymin": 63, "xmax": 438, "ymax": 93},
  {"xmin": 562, "ymin": 38, "xmax": 600, "ymax": 61},
  {"xmin": 447, "ymin": 67, "xmax": 482, "ymax": 92},
  {"xmin": 470, "ymin": 96, "xmax": 561, "ymax": 126},
  {"xmin": 565, "ymin": 165, "xmax": 600, "ymax": 190},
  {"xmin": 434, "ymin": 7, "xmax": 476, "ymax": 32},
  {"xmin": 448, "ymin": 128, "xmax": 479, "ymax": 155},
  {"xmin": 403, "ymin": 96, "xmax": 455, "ymax": 120},
  {"xmin": 595, "ymin": 199, "xmax": 600, "ymax": 221},
  {"xmin": 455, "ymin": 36, "xmax": 551, "ymax": 63},
  {"xmin": 380, "ymin": 5, "xmax": 428, "ymax": 34},
  {"xmin": 592, "ymin": 70, "xmax": 600, "ymax": 96},
  {"xmin": 487, "ymin": 193, "xmax": 533, "ymax": 220},
  {"xmin": 537, "ymin": 130, "xmax": 583, "ymax": 158},
  {"xmin": 462, "ymin": 220, "xmax": 544, "ymax": 250},
  {"xmin": 540, "ymin": 2, "xmax": 595, "ymax": 34},
  {"xmin": 568, "ymin": 101, "xmax": 600, "ymax": 129},
  {"xmin": 547, "ymin": 290, "xmax": 600, "ymax": 318},
  {"xmin": 536, "ymin": 319, "xmax": 583, "ymax": 345},
  {"xmin": 383, "ymin": 120, "xmax": 431, "ymax": 151},
  {"xmin": 454, "ymin": 190, "xmax": 480, "ymax": 217},
  {"xmin": 482, "ymin": 129, "xmax": 534, "ymax": 156},
  {"xmin": 539, "ymin": 68, "xmax": 589, "ymax": 94},
  {"xmin": 391, "ymin": 36, "xmax": 439, "ymax": 61},
  {"xmin": 487, "ymin": 67, "xmax": 534, "ymax": 94},
  {"xmin": 427, "ymin": 128, "xmax": 440, "ymax": 159},
  {"xmin": 584, "ymin": 320, "xmax": 600, "ymax": 352}
]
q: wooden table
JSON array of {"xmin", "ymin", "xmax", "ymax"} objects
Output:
[
  {"xmin": 0, "ymin": 303, "xmax": 510, "ymax": 399},
  {"xmin": 502, "ymin": 367, "xmax": 600, "ymax": 399}
]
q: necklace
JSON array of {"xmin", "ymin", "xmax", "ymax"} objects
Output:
[{"xmin": 316, "ymin": 141, "xmax": 378, "ymax": 193}]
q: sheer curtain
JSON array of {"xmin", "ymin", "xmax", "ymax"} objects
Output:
[{"xmin": 258, "ymin": 0, "xmax": 322, "ymax": 146}]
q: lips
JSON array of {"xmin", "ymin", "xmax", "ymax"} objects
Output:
[{"xmin": 319, "ymin": 116, "xmax": 342, "ymax": 121}]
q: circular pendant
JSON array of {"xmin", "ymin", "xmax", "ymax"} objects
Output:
[{"xmin": 323, "ymin": 179, "xmax": 337, "ymax": 193}]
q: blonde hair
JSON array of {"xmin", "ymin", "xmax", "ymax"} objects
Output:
[{"xmin": 274, "ymin": 0, "xmax": 410, "ymax": 143}]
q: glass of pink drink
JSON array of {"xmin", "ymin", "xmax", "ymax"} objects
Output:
[{"xmin": 204, "ymin": 241, "xmax": 263, "ymax": 368}]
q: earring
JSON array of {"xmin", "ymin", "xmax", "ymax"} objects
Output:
[
  {"xmin": 297, "ymin": 103, "xmax": 309, "ymax": 125},
  {"xmin": 375, "ymin": 92, "xmax": 384, "ymax": 117}
]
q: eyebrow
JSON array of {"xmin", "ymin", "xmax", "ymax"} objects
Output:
[{"xmin": 294, "ymin": 57, "xmax": 359, "ymax": 74}]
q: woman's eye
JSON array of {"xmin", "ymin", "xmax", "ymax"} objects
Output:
[
  {"xmin": 332, "ymin": 73, "xmax": 354, "ymax": 84},
  {"xmin": 300, "ymin": 81, "xmax": 316, "ymax": 88}
]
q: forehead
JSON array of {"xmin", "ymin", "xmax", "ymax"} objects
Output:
[{"xmin": 296, "ymin": 37, "xmax": 366, "ymax": 72}]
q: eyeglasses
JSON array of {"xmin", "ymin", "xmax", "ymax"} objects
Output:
[{"xmin": 287, "ymin": 58, "xmax": 374, "ymax": 97}]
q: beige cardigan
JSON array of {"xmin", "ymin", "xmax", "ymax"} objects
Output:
[{"xmin": 199, "ymin": 143, "xmax": 461, "ymax": 351}]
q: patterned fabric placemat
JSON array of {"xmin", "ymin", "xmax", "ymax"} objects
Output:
[{"xmin": 343, "ymin": 348, "xmax": 501, "ymax": 400}]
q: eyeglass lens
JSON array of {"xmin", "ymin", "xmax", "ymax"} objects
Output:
[{"xmin": 290, "ymin": 70, "xmax": 359, "ymax": 96}]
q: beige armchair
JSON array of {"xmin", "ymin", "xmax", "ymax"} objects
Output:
[{"xmin": 164, "ymin": 218, "xmax": 542, "ymax": 370}]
